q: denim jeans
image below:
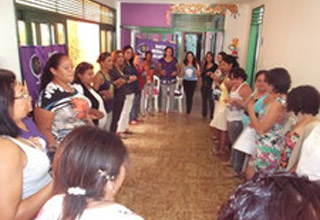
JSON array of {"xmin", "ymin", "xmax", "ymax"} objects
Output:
[
  {"xmin": 227, "ymin": 121, "xmax": 245, "ymax": 174},
  {"xmin": 130, "ymin": 92, "xmax": 141, "ymax": 121}
]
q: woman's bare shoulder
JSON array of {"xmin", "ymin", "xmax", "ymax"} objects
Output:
[{"xmin": 0, "ymin": 137, "xmax": 22, "ymax": 156}]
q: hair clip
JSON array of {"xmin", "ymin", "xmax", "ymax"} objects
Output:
[
  {"xmin": 67, "ymin": 187, "xmax": 86, "ymax": 196},
  {"xmin": 98, "ymin": 169, "xmax": 115, "ymax": 181}
]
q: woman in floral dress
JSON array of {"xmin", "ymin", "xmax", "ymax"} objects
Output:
[{"xmin": 246, "ymin": 68, "xmax": 291, "ymax": 178}]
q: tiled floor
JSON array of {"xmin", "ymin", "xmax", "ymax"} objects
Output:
[{"xmin": 117, "ymin": 94, "xmax": 242, "ymax": 220}]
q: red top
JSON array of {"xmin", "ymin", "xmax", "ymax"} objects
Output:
[{"xmin": 135, "ymin": 64, "xmax": 144, "ymax": 90}]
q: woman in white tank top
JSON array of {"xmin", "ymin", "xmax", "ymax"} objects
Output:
[
  {"xmin": 0, "ymin": 69, "xmax": 53, "ymax": 219},
  {"xmin": 225, "ymin": 68, "xmax": 252, "ymax": 176}
]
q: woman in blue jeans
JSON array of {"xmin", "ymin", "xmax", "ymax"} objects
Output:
[{"xmin": 181, "ymin": 51, "xmax": 201, "ymax": 114}]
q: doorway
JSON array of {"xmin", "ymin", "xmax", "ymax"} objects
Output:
[{"xmin": 183, "ymin": 32, "xmax": 203, "ymax": 61}]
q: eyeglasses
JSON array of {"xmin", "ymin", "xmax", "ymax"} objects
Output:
[{"xmin": 15, "ymin": 94, "xmax": 31, "ymax": 100}]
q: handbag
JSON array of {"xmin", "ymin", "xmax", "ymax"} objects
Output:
[{"xmin": 212, "ymin": 85, "xmax": 221, "ymax": 101}]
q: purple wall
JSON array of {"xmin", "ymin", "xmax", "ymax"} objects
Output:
[
  {"xmin": 121, "ymin": 29, "xmax": 131, "ymax": 49},
  {"xmin": 121, "ymin": 3, "xmax": 171, "ymax": 27}
]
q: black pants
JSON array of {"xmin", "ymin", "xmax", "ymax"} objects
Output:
[
  {"xmin": 201, "ymin": 86, "xmax": 214, "ymax": 119},
  {"xmin": 183, "ymin": 80, "xmax": 197, "ymax": 114},
  {"xmin": 110, "ymin": 92, "xmax": 126, "ymax": 133}
]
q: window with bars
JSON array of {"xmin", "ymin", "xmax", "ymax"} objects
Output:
[{"xmin": 15, "ymin": 0, "xmax": 115, "ymax": 25}]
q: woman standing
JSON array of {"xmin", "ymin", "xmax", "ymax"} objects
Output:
[
  {"xmin": 117, "ymin": 46, "xmax": 138, "ymax": 135},
  {"xmin": 74, "ymin": 62, "xmax": 106, "ymax": 128},
  {"xmin": 130, "ymin": 53, "xmax": 143, "ymax": 124},
  {"xmin": 157, "ymin": 46, "xmax": 178, "ymax": 113},
  {"xmin": 93, "ymin": 52, "xmax": 115, "ymax": 131},
  {"xmin": 141, "ymin": 51, "xmax": 156, "ymax": 116},
  {"xmin": 246, "ymin": 68, "xmax": 291, "ymax": 178},
  {"xmin": 224, "ymin": 67, "xmax": 252, "ymax": 175},
  {"xmin": 232, "ymin": 70, "xmax": 269, "ymax": 173},
  {"xmin": 35, "ymin": 53, "xmax": 91, "ymax": 150},
  {"xmin": 181, "ymin": 51, "xmax": 201, "ymax": 114},
  {"xmin": 201, "ymin": 52, "xmax": 218, "ymax": 118},
  {"xmin": 210, "ymin": 55, "xmax": 239, "ymax": 155},
  {"xmin": 108, "ymin": 50, "xmax": 131, "ymax": 135},
  {"xmin": 0, "ymin": 69, "xmax": 53, "ymax": 220}
]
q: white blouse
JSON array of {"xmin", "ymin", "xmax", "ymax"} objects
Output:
[
  {"xmin": 36, "ymin": 194, "xmax": 144, "ymax": 220},
  {"xmin": 296, "ymin": 123, "xmax": 320, "ymax": 181}
]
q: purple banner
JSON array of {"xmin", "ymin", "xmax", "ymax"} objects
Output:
[
  {"xmin": 19, "ymin": 45, "xmax": 67, "ymax": 105},
  {"xmin": 135, "ymin": 38, "xmax": 177, "ymax": 62}
]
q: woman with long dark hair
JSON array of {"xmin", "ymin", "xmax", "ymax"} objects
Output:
[
  {"xmin": 181, "ymin": 51, "xmax": 200, "ymax": 114},
  {"xmin": 157, "ymin": 46, "xmax": 178, "ymax": 113},
  {"xmin": 116, "ymin": 46, "xmax": 138, "ymax": 136},
  {"xmin": 108, "ymin": 50, "xmax": 128, "ymax": 135},
  {"xmin": 129, "ymin": 52, "xmax": 143, "ymax": 124},
  {"xmin": 35, "ymin": 53, "xmax": 91, "ymax": 150},
  {"xmin": 36, "ymin": 126, "xmax": 144, "ymax": 220},
  {"xmin": 201, "ymin": 52, "xmax": 218, "ymax": 118},
  {"xmin": 74, "ymin": 62, "xmax": 106, "ymax": 128},
  {"xmin": 210, "ymin": 55, "xmax": 239, "ymax": 155},
  {"xmin": 0, "ymin": 69, "xmax": 53, "ymax": 220},
  {"xmin": 93, "ymin": 52, "xmax": 115, "ymax": 131},
  {"xmin": 141, "ymin": 50, "xmax": 156, "ymax": 116}
]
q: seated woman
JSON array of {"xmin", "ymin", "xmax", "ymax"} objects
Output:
[
  {"xmin": 34, "ymin": 53, "xmax": 91, "ymax": 151},
  {"xmin": 36, "ymin": 126, "xmax": 144, "ymax": 220},
  {"xmin": 0, "ymin": 69, "xmax": 53, "ymax": 219},
  {"xmin": 279, "ymin": 85, "xmax": 320, "ymax": 171},
  {"xmin": 74, "ymin": 62, "xmax": 106, "ymax": 128},
  {"xmin": 217, "ymin": 172, "xmax": 320, "ymax": 220},
  {"xmin": 246, "ymin": 68, "xmax": 291, "ymax": 178}
]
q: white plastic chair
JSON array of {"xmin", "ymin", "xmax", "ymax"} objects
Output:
[
  {"xmin": 153, "ymin": 75, "xmax": 160, "ymax": 112},
  {"xmin": 166, "ymin": 77, "xmax": 184, "ymax": 113},
  {"xmin": 144, "ymin": 75, "xmax": 160, "ymax": 112},
  {"xmin": 174, "ymin": 77, "xmax": 184, "ymax": 113}
]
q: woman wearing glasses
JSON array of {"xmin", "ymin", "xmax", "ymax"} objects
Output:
[{"xmin": 0, "ymin": 69, "xmax": 53, "ymax": 219}]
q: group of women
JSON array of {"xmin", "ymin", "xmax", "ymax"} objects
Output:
[
  {"xmin": 0, "ymin": 67, "xmax": 144, "ymax": 219},
  {"xmin": 0, "ymin": 45, "xmax": 200, "ymax": 219},
  {"xmin": 209, "ymin": 52, "xmax": 320, "ymax": 181},
  {"xmin": 1, "ymin": 45, "xmax": 320, "ymax": 219}
]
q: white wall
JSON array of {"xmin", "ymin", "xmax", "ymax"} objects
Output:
[
  {"xmin": 249, "ymin": 0, "xmax": 320, "ymax": 89},
  {"xmin": 0, "ymin": 0, "xmax": 21, "ymax": 81},
  {"xmin": 223, "ymin": 4, "xmax": 251, "ymax": 68}
]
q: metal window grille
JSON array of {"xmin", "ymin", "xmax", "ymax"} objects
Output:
[{"xmin": 15, "ymin": 0, "xmax": 114, "ymax": 25}]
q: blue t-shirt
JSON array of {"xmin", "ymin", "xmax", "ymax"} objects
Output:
[
  {"xmin": 182, "ymin": 66, "xmax": 198, "ymax": 81},
  {"xmin": 242, "ymin": 94, "xmax": 268, "ymax": 127}
]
